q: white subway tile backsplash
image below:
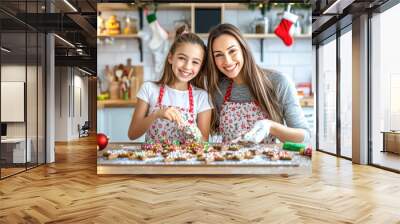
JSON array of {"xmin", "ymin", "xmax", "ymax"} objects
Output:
[
  {"xmin": 223, "ymin": 10, "xmax": 238, "ymax": 28},
  {"xmin": 267, "ymin": 66, "xmax": 294, "ymax": 81},
  {"xmin": 246, "ymin": 39, "xmax": 259, "ymax": 51},
  {"xmin": 293, "ymin": 39, "xmax": 312, "ymax": 51},
  {"xmin": 98, "ymin": 9, "xmax": 312, "ymax": 85},
  {"xmin": 264, "ymin": 38, "xmax": 294, "ymax": 52},
  {"xmin": 279, "ymin": 53, "xmax": 312, "ymax": 66},
  {"xmin": 294, "ymin": 66, "xmax": 312, "ymax": 83},
  {"xmin": 263, "ymin": 53, "xmax": 280, "ymax": 67}
]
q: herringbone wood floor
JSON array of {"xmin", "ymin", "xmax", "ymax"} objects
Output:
[{"xmin": 1, "ymin": 136, "xmax": 400, "ymax": 224}]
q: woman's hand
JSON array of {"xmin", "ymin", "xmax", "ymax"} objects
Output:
[
  {"xmin": 155, "ymin": 107, "xmax": 183, "ymax": 125},
  {"xmin": 243, "ymin": 119, "xmax": 272, "ymax": 143}
]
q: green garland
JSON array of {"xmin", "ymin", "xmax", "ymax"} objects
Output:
[{"xmin": 248, "ymin": 3, "xmax": 311, "ymax": 15}]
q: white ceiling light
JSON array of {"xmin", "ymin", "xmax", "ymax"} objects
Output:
[
  {"xmin": 63, "ymin": 0, "xmax": 78, "ymax": 12},
  {"xmin": 78, "ymin": 67, "xmax": 92, "ymax": 76},
  {"xmin": 323, "ymin": 0, "xmax": 355, "ymax": 14},
  {"xmin": 1, "ymin": 47, "xmax": 11, "ymax": 53},
  {"xmin": 54, "ymin": 34, "xmax": 75, "ymax": 48}
]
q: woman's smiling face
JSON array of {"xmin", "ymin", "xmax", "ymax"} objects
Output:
[{"xmin": 212, "ymin": 34, "xmax": 244, "ymax": 80}]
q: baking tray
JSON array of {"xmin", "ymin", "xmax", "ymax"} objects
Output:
[{"xmin": 97, "ymin": 143, "xmax": 312, "ymax": 175}]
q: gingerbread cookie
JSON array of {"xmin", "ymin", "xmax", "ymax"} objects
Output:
[
  {"xmin": 279, "ymin": 151, "xmax": 292, "ymax": 160},
  {"xmin": 212, "ymin": 152, "xmax": 225, "ymax": 161},
  {"xmin": 225, "ymin": 152, "xmax": 243, "ymax": 161},
  {"xmin": 244, "ymin": 151, "xmax": 254, "ymax": 160},
  {"xmin": 183, "ymin": 141, "xmax": 205, "ymax": 154},
  {"xmin": 228, "ymin": 144, "xmax": 241, "ymax": 151},
  {"xmin": 164, "ymin": 151, "xmax": 191, "ymax": 162}
]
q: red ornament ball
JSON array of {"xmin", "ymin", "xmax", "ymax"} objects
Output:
[
  {"xmin": 305, "ymin": 147, "xmax": 312, "ymax": 157},
  {"xmin": 97, "ymin": 133, "xmax": 109, "ymax": 150}
]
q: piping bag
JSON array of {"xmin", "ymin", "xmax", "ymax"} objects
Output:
[{"xmin": 282, "ymin": 141, "xmax": 306, "ymax": 151}]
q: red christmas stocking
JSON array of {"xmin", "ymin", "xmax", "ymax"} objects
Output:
[{"xmin": 274, "ymin": 11, "xmax": 298, "ymax": 46}]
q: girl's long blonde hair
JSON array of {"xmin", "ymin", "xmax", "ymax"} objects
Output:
[
  {"xmin": 156, "ymin": 25, "xmax": 207, "ymax": 89},
  {"xmin": 206, "ymin": 23, "xmax": 283, "ymax": 131}
]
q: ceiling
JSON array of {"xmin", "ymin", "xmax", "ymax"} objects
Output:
[
  {"xmin": 311, "ymin": 0, "xmax": 392, "ymax": 44},
  {"xmin": 2, "ymin": 0, "xmax": 397, "ymax": 73},
  {"xmin": 0, "ymin": 0, "xmax": 97, "ymax": 74}
]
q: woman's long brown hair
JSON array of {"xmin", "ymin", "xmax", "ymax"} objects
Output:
[
  {"xmin": 156, "ymin": 25, "xmax": 207, "ymax": 89},
  {"xmin": 206, "ymin": 23, "xmax": 284, "ymax": 131}
]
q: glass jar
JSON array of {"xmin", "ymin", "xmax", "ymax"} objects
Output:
[
  {"xmin": 253, "ymin": 17, "xmax": 269, "ymax": 34},
  {"xmin": 123, "ymin": 17, "xmax": 138, "ymax": 34}
]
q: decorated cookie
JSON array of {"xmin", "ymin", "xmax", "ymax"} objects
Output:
[
  {"xmin": 279, "ymin": 151, "xmax": 292, "ymax": 160},
  {"xmin": 228, "ymin": 144, "xmax": 241, "ymax": 151},
  {"xmin": 244, "ymin": 151, "xmax": 254, "ymax": 160},
  {"xmin": 212, "ymin": 152, "xmax": 225, "ymax": 161}
]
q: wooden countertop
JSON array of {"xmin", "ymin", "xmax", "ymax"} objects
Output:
[
  {"xmin": 97, "ymin": 99, "xmax": 137, "ymax": 108},
  {"xmin": 97, "ymin": 143, "xmax": 312, "ymax": 175}
]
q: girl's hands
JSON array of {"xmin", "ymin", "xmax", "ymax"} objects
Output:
[
  {"xmin": 155, "ymin": 107, "xmax": 183, "ymax": 125},
  {"xmin": 179, "ymin": 121, "xmax": 203, "ymax": 142}
]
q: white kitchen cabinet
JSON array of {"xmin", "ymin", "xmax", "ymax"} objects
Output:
[{"xmin": 97, "ymin": 107, "xmax": 145, "ymax": 143}]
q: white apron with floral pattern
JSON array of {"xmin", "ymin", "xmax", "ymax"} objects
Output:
[
  {"xmin": 146, "ymin": 84, "xmax": 196, "ymax": 143},
  {"xmin": 219, "ymin": 80, "xmax": 275, "ymax": 143}
]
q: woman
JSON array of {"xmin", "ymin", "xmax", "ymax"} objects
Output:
[{"xmin": 206, "ymin": 23, "xmax": 310, "ymax": 144}]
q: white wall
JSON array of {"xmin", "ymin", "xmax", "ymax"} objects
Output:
[
  {"xmin": 1, "ymin": 64, "xmax": 46, "ymax": 163},
  {"xmin": 1, "ymin": 65, "xmax": 36, "ymax": 137},
  {"xmin": 54, "ymin": 67, "xmax": 89, "ymax": 141}
]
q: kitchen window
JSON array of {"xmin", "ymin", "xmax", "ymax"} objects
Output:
[
  {"xmin": 370, "ymin": 2, "xmax": 400, "ymax": 171},
  {"xmin": 317, "ymin": 37, "xmax": 337, "ymax": 155},
  {"xmin": 339, "ymin": 28, "xmax": 352, "ymax": 159}
]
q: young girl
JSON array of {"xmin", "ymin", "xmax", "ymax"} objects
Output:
[
  {"xmin": 206, "ymin": 24, "xmax": 311, "ymax": 144},
  {"xmin": 128, "ymin": 27, "xmax": 212, "ymax": 143}
]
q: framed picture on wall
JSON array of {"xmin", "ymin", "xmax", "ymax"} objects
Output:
[{"xmin": 1, "ymin": 81, "xmax": 25, "ymax": 122}]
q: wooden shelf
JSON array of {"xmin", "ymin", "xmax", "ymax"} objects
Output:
[
  {"xmin": 196, "ymin": 33, "xmax": 209, "ymax": 39},
  {"xmin": 98, "ymin": 3, "xmax": 253, "ymax": 11},
  {"xmin": 243, "ymin": 33, "xmax": 311, "ymax": 39},
  {"xmin": 98, "ymin": 3, "xmax": 191, "ymax": 11},
  {"xmin": 98, "ymin": 33, "xmax": 311, "ymax": 40},
  {"xmin": 299, "ymin": 96, "xmax": 314, "ymax": 108},
  {"xmin": 97, "ymin": 33, "xmax": 143, "ymax": 62},
  {"xmin": 97, "ymin": 99, "xmax": 137, "ymax": 108},
  {"xmin": 198, "ymin": 33, "xmax": 311, "ymax": 39},
  {"xmin": 223, "ymin": 3, "xmax": 251, "ymax": 10},
  {"xmin": 97, "ymin": 34, "xmax": 140, "ymax": 38}
]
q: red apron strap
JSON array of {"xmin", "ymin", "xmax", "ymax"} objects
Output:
[
  {"xmin": 157, "ymin": 85, "xmax": 165, "ymax": 106},
  {"xmin": 223, "ymin": 80, "xmax": 262, "ymax": 109},
  {"xmin": 188, "ymin": 84, "xmax": 194, "ymax": 114},
  {"xmin": 158, "ymin": 84, "xmax": 195, "ymax": 123},
  {"xmin": 223, "ymin": 80, "xmax": 234, "ymax": 103}
]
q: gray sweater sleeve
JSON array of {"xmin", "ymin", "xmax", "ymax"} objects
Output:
[
  {"xmin": 214, "ymin": 71, "xmax": 311, "ymax": 144},
  {"xmin": 269, "ymin": 72, "xmax": 311, "ymax": 144}
]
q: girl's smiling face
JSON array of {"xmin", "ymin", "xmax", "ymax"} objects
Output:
[
  {"xmin": 212, "ymin": 34, "xmax": 244, "ymax": 80},
  {"xmin": 168, "ymin": 43, "xmax": 204, "ymax": 84}
]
